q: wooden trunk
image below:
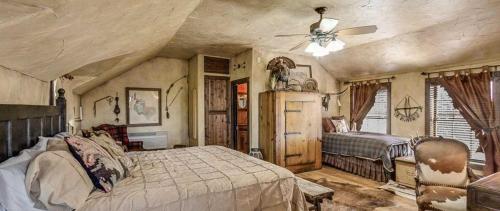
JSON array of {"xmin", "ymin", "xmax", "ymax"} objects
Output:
[
  {"xmin": 395, "ymin": 156, "xmax": 416, "ymax": 188},
  {"xmin": 259, "ymin": 91, "xmax": 322, "ymax": 173}
]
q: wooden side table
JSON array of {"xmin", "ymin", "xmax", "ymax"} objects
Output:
[
  {"xmin": 395, "ymin": 156, "xmax": 416, "ymax": 188},
  {"xmin": 467, "ymin": 172, "xmax": 500, "ymax": 211},
  {"xmin": 296, "ymin": 177, "xmax": 334, "ymax": 211}
]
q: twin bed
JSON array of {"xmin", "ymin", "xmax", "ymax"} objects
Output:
[
  {"xmin": 321, "ymin": 131, "xmax": 410, "ymax": 182},
  {"xmin": 319, "ymin": 116, "xmax": 411, "ymax": 182},
  {"xmin": 0, "ymin": 97, "xmax": 307, "ymax": 211}
]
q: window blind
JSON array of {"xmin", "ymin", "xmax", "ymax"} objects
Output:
[
  {"xmin": 428, "ymin": 84, "xmax": 484, "ymax": 162},
  {"xmin": 361, "ymin": 88, "xmax": 389, "ymax": 134}
]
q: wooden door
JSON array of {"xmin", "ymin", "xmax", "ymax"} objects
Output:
[
  {"xmin": 283, "ymin": 94, "xmax": 321, "ymax": 167},
  {"xmin": 205, "ymin": 76, "xmax": 230, "ymax": 147}
]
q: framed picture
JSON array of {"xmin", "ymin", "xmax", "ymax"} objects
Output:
[
  {"xmin": 289, "ymin": 64, "xmax": 312, "ymax": 84},
  {"xmin": 126, "ymin": 87, "xmax": 162, "ymax": 127}
]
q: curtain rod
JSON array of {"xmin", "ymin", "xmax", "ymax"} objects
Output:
[
  {"xmin": 343, "ymin": 76, "xmax": 395, "ymax": 85},
  {"xmin": 421, "ymin": 65, "xmax": 499, "ymax": 77}
]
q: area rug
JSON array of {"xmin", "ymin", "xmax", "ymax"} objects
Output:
[
  {"xmin": 305, "ymin": 178, "xmax": 416, "ymax": 211},
  {"xmin": 379, "ymin": 180, "xmax": 416, "ymax": 200}
]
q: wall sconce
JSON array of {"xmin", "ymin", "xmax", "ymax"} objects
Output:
[
  {"xmin": 93, "ymin": 93, "xmax": 120, "ymax": 122},
  {"xmin": 233, "ymin": 62, "xmax": 246, "ymax": 71}
]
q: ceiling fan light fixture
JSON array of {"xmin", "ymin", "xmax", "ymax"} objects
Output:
[
  {"xmin": 312, "ymin": 46, "xmax": 329, "ymax": 57},
  {"xmin": 319, "ymin": 18, "xmax": 338, "ymax": 32},
  {"xmin": 305, "ymin": 42, "xmax": 322, "ymax": 53},
  {"xmin": 326, "ymin": 39, "xmax": 345, "ymax": 52}
]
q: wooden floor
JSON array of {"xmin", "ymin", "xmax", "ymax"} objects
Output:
[{"xmin": 297, "ymin": 166, "xmax": 418, "ymax": 211}]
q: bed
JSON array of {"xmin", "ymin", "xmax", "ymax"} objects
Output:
[
  {"xmin": 322, "ymin": 131, "xmax": 410, "ymax": 182},
  {"xmin": 0, "ymin": 91, "xmax": 307, "ymax": 211}
]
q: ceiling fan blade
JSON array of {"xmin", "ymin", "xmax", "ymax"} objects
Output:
[
  {"xmin": 334, "ymin": 25, "xmax": 378, "ymax": 36},
  {"xmin": 319, "ymin": 18, "xmax": 338, "ymax": 32},
  {"xmin": 275, "ymin": 34, "xmax": 310, "ymax": 37},
  {"xmin": 289, "ymin": 40, "xmax": 308, "ymax": 51}
]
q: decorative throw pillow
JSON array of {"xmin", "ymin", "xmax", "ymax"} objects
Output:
[
  {"xmin": 331, "ymin": 118, "xmax": 349, "ymax": 133},
  {"xmin": 322, "ymin": 118, "xmax": 336, "ymax": 133},
  {"xmin": 65, "ymin": 136, "xmax": 124, "ymax": 192},
  {"xmin": 88, "ymin": 133, "xmax": 134, "ymax": 174},
  {"xmin": 25, "ymin": 151, "xmax": 94, "ymax": 210}
]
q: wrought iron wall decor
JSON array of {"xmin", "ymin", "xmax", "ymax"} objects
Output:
[
  {"xmin": 113, "ymin": 93, "xmax": 120, "ymax": 122},
  {"xmin": 93, "ymin": 93, "xmax": 121, "ymax": 122},
  {"xmin": 394, "ymin": 95, "xmax": 422, "ymax": 122},
  {"xmin": 165, "ymin": 75, "xmax": 187, "ymax": 119},
  {"xmin": 93, "ymin": 95, "xmax": 113, "ymax": 117}
]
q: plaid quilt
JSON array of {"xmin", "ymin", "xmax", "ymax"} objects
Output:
[
  {"xmin": 322, "ymin": 131, "xmax": 409, "ymax": 172},
  {"xmin": 92, "ymin": 124, "xmax": 130, "ymax": 146}
]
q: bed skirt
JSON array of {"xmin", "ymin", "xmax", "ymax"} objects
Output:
[{"xmin": 322, "ymin": 144, "xmax": 410, "ymax": 182}]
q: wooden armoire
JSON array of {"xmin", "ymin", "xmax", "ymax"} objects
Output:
[{"xmin": 259, "ymin": 91, "xmax": 322, "ymax": 173}]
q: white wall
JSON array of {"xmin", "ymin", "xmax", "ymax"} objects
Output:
[
  {"xmin": 0, "ymin": 66, "xmax": 49, "ymax": 105},
  {"xmin": 81, "ymin": 57, "xmax": 189, "ymax": 148}
]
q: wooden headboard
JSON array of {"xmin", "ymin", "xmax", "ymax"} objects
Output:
[{"xmin": 0, "ymin": 89, "xmax": 66, "ymax": 162}]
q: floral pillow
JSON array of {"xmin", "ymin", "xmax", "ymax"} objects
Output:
[{"xmin": 65, "ymin": 136, "xmax": 124, "ymax": 192}]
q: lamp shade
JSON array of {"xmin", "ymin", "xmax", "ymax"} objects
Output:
[
  {"xmin": 312, "ymin": 46, "xmax": 329, "ymax": 57},
  {"xmin": 326, "ymin": 39, "xmax": 345, "ymax": 52},
  {"xmin": 305, "ymin": 42, "xmax": 322, "ymax": 53},
  {"xmin": 319, "ymin": 18, "xmax": 338, "ymax": 32}
]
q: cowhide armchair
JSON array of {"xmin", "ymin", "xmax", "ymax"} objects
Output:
[{"xmin": 414, "ymin": 137, "xmax": 478, "ymax": 211}]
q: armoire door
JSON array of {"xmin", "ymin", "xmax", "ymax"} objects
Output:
[
  {"xmin": 283, "ymin": 95, "xmax": 321, "ymax": 167},
  {"xmin": 204, "ymin": 76, "xmax": 230, "ymax": 147}
]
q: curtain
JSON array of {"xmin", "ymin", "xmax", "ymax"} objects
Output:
[
  {"xmin": 350, "ymin": 83, "xmax": 381, "ymax": 131},
  {"xmin": 438, "ymin": 71, "xmax": 500, "ymax": 175}
]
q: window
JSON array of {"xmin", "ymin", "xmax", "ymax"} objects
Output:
[
  {"xmin": 361, "ymin": 86, "xmax": 390, "ymax": 134},
  {"xmin": 427, "ymin": 82, "xmax": 485, "ymax": 162}
]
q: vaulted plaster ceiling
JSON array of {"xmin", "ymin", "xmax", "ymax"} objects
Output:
[
  {"xmin": 3, "ymin": 0, "xmax": 500, "ymax": 94},
  {"xmin": 0, "ymin": 0, "xmax": 201, "ymax": 93},
  {"xmin": 161, "ymin": 0, "xmax": 500, "ymax": 79}
]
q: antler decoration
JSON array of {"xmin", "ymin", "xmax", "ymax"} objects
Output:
[
  {"xmin": 321, "ymin": 87, "xmax": 348, "ymax": 110},
  {"xmin": 165, "ymin": 75, "xmax": 188, "ymax": 119}
]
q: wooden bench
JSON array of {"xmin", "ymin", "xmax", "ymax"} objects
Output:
[{"xmin": 296, "ymin": 177, "xmax": 334, "ymax": 211}]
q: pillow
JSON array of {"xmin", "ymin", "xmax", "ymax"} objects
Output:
[
  {"xmin": 322, "ymin": 117, "xmax": 336, "ymax": 133},
  {"xmin": 88, "ymin": 133, "xmax": 134, "ymax": 174},
  {"xmin": 65, "ymin": 136, "xmax": 124, "ymax": 192},
  {"xmin": 25, "ymin": 150, "xmax": 94, "ymax": 211},
  {"xmin": 331, "ymin": 118, "xmax": 349, "ymax": 133},
  {"xmin": 0, "ymin": 139, "xmax": 49, "ymax": 211}
]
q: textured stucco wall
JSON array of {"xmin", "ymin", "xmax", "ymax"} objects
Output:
[
  {"xmin": 0, "ymin": 67, "xmax": 49, "ymax": 105},
  {"xmin": 81, "ymin": 57, "xmax": 189, "ymax": 148},
  {"xmin": 250, "ymin": 48, "xmax": 340, "ymax": 148},
  {"xmin": 339, "ymin": 72, "xmax": 426, "ymax": 138}
]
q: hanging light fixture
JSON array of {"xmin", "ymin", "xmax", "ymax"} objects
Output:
[{"xmin": 326, "ymin": 39, "xmax": 345, "ymax": 52}]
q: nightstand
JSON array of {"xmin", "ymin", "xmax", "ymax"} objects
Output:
[{"xmin": 395, "ymin": 156, "xmax": 416, "ymax": 188}]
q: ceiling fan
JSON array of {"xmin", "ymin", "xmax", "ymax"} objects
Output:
[{"xmin": 275, "ymin": 7, "xmax": 378, "ymax": 57}]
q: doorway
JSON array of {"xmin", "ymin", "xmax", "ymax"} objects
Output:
[
  {"xmin": 204, "ymin": 76, "xmax": 230, "ymax": 147},
  {"xmin": 231, "ymin": 78, "xmax": 250, "ymax": 154}
]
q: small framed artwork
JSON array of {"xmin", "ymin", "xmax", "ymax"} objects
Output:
[
  {"xmin": 126, "ymin": 87, "xmax": 162, "ymax": 127},
  {"xmin": 290, "ymin": 64, "xmax": 312, "ymax": 84}
]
